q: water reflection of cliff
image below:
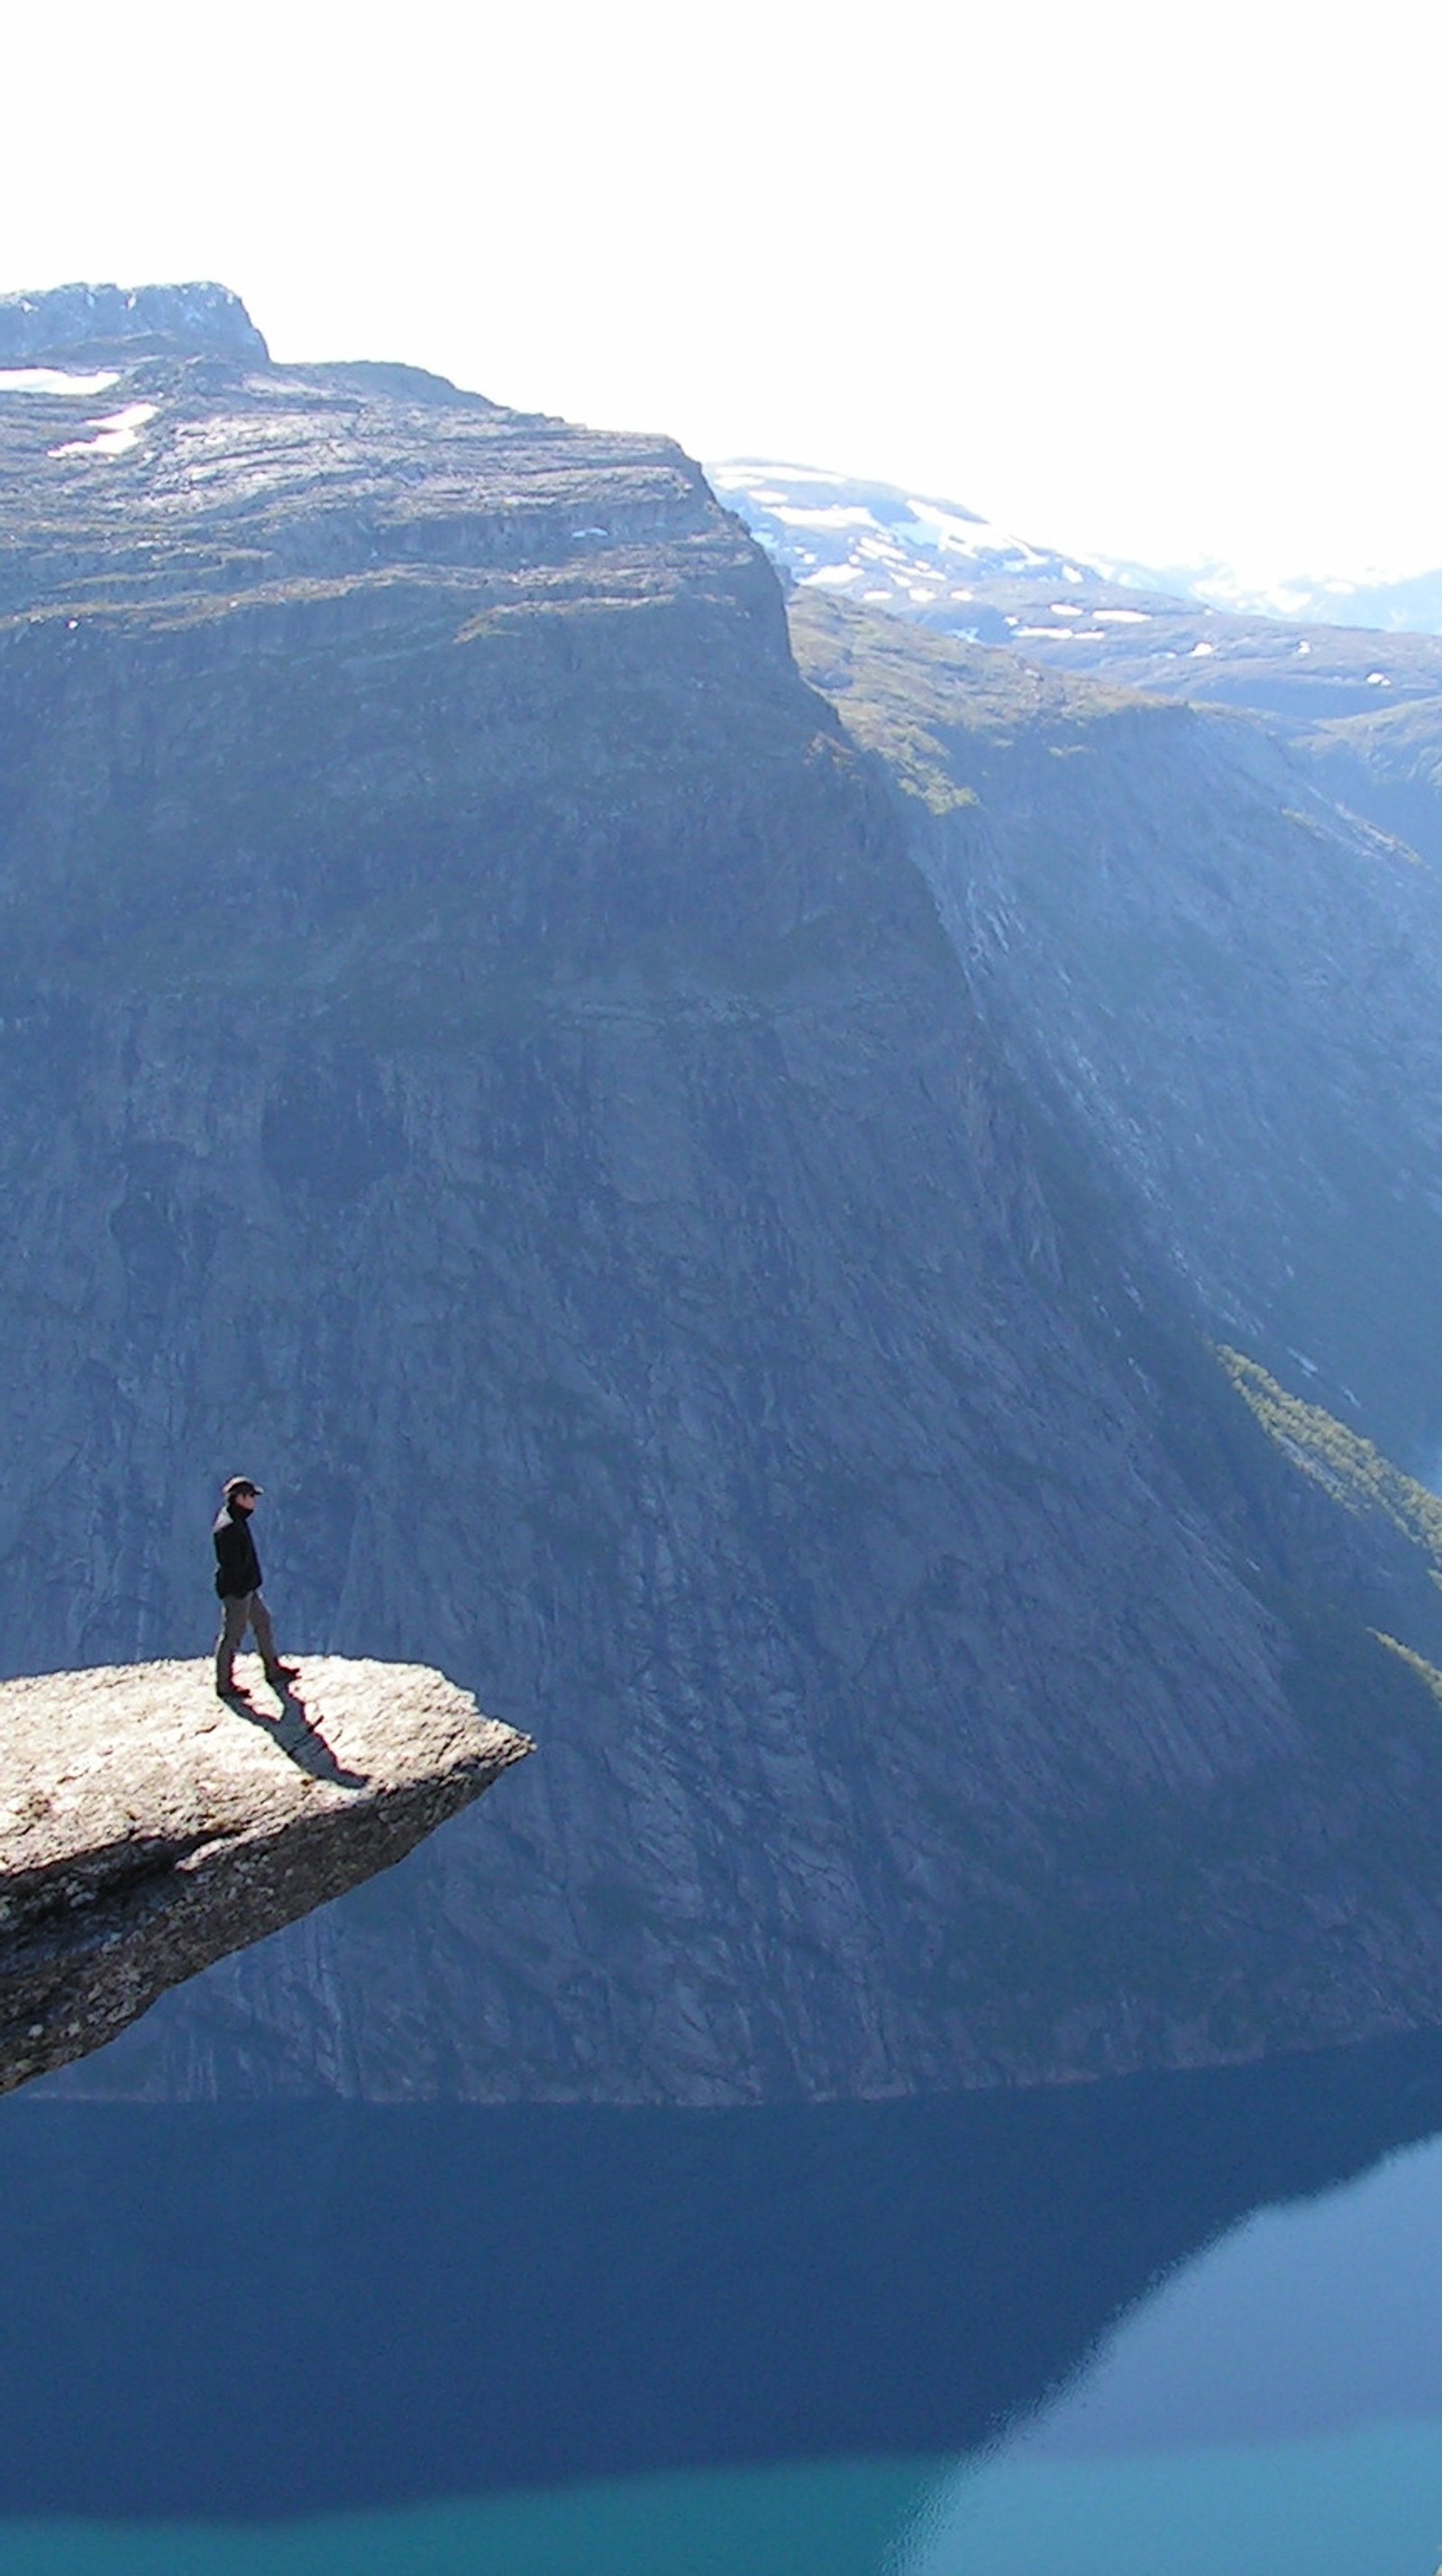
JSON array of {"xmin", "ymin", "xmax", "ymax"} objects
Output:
[{"xmin": 4, "ymin": 2033, "xmax": 1442, "ymax": 2518}]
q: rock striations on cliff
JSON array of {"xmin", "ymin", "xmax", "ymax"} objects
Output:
[
  {"xmin": 0, "ymin": 1659, "xmax": 529, "ymax": 2094},
  {"xmin": 6, "ymin": 283, "xmax": 1442, "ymax": 2102}
]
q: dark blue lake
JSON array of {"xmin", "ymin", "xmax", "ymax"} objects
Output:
[{"xmin": 4, "ymin": 2036, "xmax": 1442, "ymax": 2571}]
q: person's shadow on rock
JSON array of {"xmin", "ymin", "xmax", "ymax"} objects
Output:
[{"xmin": 225, "ymin": 1683, "xmax": 370, "ymax": 1790}]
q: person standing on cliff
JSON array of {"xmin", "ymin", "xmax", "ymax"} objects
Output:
[{"xmin": 214, "ymin": 1477, "xmax": 298, "ymax": 1699}]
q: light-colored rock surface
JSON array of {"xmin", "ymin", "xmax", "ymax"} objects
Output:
[{"xmin": 0, "ymin": 1658, "xmax": 530, "ymax": 2094}]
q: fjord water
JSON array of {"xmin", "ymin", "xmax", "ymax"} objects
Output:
[{"xmin": 5, "ymin": 2043, "xmax": 1442, "ymax": 2572}]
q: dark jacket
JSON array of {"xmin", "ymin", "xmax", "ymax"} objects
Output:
[{"xmin": 214, "ymin": 1503, "xmax": 262, "ymax": 1599}]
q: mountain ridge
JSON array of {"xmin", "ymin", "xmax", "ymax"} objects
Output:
[
  {"xmin": 0, "ymin": 280, "xmax": 269, "ymax": 368},
  {"xmin": 710, "ymin": 456, "xmax": 1442, "ymax": 644}
]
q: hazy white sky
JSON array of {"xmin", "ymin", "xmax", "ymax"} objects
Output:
[{"xmin": 5, "ymin": 0, "xmax": 1439, "ymax": 584}]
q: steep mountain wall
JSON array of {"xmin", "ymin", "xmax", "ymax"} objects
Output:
[
  {"xmin": 9, "ymin": 292, "xmax": 1442, "ymax": 2099},
  {"xmin": 791, "ymin": 596, "xmax": 1442, "ymax": 1475},
  {"xmin": 1302, "ymin": 699, "xmax": 1442, "ymax": 882}
]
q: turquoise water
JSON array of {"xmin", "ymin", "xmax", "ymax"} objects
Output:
[
  {"xmin": 5, "ymin": 2058, "xmax": 1442, "ymax": 2571},
  {"xmin": 909, "ymin": 2423, "xmax": 1442, "ymax": 2574},
  {"xmin": 0, "ymin": 2462, "xmax": 935, "ymax": 2576},
  {"xmin": 4, "ymin": 2426, "xmax": 1442, "ymax": 2575}
]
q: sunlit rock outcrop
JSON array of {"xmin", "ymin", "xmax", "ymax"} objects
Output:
[{"xmin": 0, "ymin": 1659, "xmax": 530, "ymax": 2094}]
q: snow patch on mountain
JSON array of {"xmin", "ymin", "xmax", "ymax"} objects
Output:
[
  {"xmin": 707, "ymin": 460, "xmax": 1094, "ymax": 623},
  {"xmin": 712, "ymin": 461, "xmax": 1442, "ymax": 643},
  {"xmin": 0, "ymin": 368, "xmax": 122, "ymax": 397},
  {"xmin": 50, "ymin": 401, "xmax": 159, "ymax": 460}
]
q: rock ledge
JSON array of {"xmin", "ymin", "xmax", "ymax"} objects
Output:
[{"xmin": 0, "ymin": 1658, "xmax": 530, "ymax": 2094}]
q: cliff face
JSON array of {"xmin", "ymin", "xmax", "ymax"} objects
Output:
[
  {"xmin": 0, "ymin": 1658, "xmax": 527, "ymax": 2093},
  {"xmin": 790, "ymin": 596, "xmax": 1442, "ymax": 1474},
  {"xmin": 9, "ymin": 288, "xmax": 1442, "ymax": 2101}
]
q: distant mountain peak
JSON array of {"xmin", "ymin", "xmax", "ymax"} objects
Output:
[
  {"xmin": 707, "ymin": 458, "xmax": 1102, "ymax": 627},
  {"xmin": 711, "ymin": 457, "xmax": 1442, "ymax": 646},
  {"xmin": 0, "ymin": 281, "xmax": 269, "ymax": 369}
]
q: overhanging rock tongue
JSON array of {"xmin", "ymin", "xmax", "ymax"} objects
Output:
[{"xmin": 0, "ymin": 1656, "xmax": 532, "ymax": 2096}]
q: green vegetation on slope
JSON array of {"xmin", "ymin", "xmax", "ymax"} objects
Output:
[
  {"xmin": 1217, "ymin": 1345, "xmax": 1442, "ymax": 1735},
  {"xmin": 1217, "ymin": 1347, "xmax": 1442, "ymax": 1568},
  {"xmin": 789, "ymin": 589, "xmax": 1144, "ymax": 810}
]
